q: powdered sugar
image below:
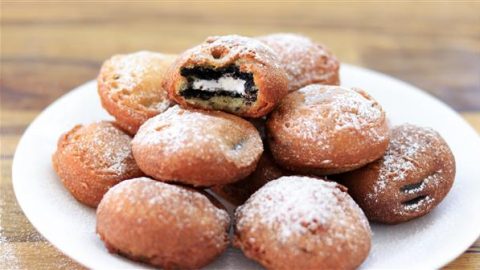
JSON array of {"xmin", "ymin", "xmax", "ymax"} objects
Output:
[
  {"xmin": 0, "ymin": 193, "xmax": 73, "ymax": 269},
  {"xmin": 109, "ymin": 51, "xmax": 152, "ymax": 91},
  {"xmin": 133, "ymin": 105, "xmax": 262, "ymax": 168},
  {"xmin": 368, "ymin": 125, "xmax": 444, "ymax": 200},
  {"xmin": 357, "ymin": 124, "xmax": 457, "ymax": 220},
  {"xmin": 236, "ymin": 176, "xmax": 370, "ymax": 243},
  {"xmin": 105, "ymin": 177, "xmax": 230, "ymax": 227},
  {"xmin": 0, "ymin": 235, "xmax": 18, "ymax": 270},
  {"xmin": 403, "ymin": 171, "xmax": 443, "ymax": 195},
  {"xmin": 99, "ymin": 130, "xmax": 132, "ymax": 175},
  {"xmin": 196, "ymin": 35, "xmax": 281, "ymax": 68},
  {"xmin": 107, "ymin": 51, "xmax": 172, "ymax": 93},
  {"xmin": 99, "ymin": 51, "xmax": 175, "ymax": 114},
  {"xmin": 0, "ymin": 197, "xmax": 19, "ymax": 269},
  {"xmin": 71, "ymin": 122, "xmax": 137, "ymax": 176},
  {"xmin": 402, "ymin": 196, "xmax": 435, "ymax": 212},
  {"xmin": 258, "ymin": 33, "xmax": 339, "ymax": 91},
  {"xmin": 369, "ymin": 153, "xmax": 416, "ymax": 199},
  {"xmin": 284, "ymin": 85, "xmax": 385, "ymax": 142},
  {"xmin": 310, "ymin": 86, "xmax": 382, "ymax": 132},
  {"xmin": 268, "ymin": 85, "xmax": 388, "ymax": 170}
]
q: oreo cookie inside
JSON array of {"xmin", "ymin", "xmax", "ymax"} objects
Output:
[{"xmin": 180, "ymin": 65, "xmax": 258, "ymax": 103}]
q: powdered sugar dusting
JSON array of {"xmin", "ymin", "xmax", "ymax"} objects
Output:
[
  {"xmin": 274, "ymin": 84, "xmax": 388, "ymax": 156},
  {"xmin": 258, "ymin": 33, "xmax": 339, "ymax": 91},
  {"xmin": 356, "ymin": 124, "xmax": 456, "ymax": 221},
  {"xmin": 1, "ymin": 198, "xmax": 19, "ymax": 269},
  {"xmin": 312, "ymin": 86, "xmax": 382, "ymax": 132},
  {"xmin": 0, "ymin": 191, "xmax": 75, "ymax": 269},
  {"xmin": 106, "ymin": 177, "xmax": 230, "ymax": 227},
  {"xmin": 0, "ymin": 237, "xmax": 19, "ymax": 269},
  {"xmin": 402, "ymin": 196, "xmax": 435, "ymax": 212},
  {"xmin": 99, "ymin": 51, "xmax": 176, "ymax": 114},
  {"xmin": 285, "ymin": 85, "xmax": 385, "ymax": 142},
  {"xmin": 369, "ymin": 152, "xmax": 416, "ymax": 199},
  {"xmin": 186, "ymin": 35, "xmax": 281, "ymax": 69},
  {"xmin": 109, "ymin": 51, "xmax": 152, "ymax": 91},
  {"xmin": 236, "ymin": 176, "xmax": 370, "ymax": 244},
  {"xmin": 133, "ymin": 105, "xmax": 262, "ymax": 167},
  {"xmin": 368, "ymin": 125, "xmax": 443, "ymax": 201},
  {"xmin": 71, "ymin": 122, "xmax": 138, "ymax": 176},
  {"xmin": 98, "ymin": 130, "xmax": 132, "ymax": 175},
  {"xmin": 268, "ymin": 85, "xmax": 388, "ymax": 169},
  {"xmin": 107, "ymin": 51, "xmax": 172, "ymax": 94}
]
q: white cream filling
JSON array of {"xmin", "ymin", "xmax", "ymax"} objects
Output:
[{"xmin": 192, "ymin": 76, "xmax": 246, "ymax": 95}]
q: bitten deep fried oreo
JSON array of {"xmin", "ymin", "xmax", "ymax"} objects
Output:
[
  {"xmin": 211, "ymin": 150, "xmax": 287, "ymax": 206},
  {"xmin": 97, "ymin": 177, "xmax": 230, "ymax": 269},
  {"xmin": 52, "ymin": 121, "xmax": 143, "ymax": 207},
  {"xmin": 258, "ymin": 33, "xmax": 340, "ymax": 92},
  {"xmin": 338, "ymin": 124, "xmax": 456, "ymax": 224},
  {"xmin": 132, "ymin": 105, "xmax": 263, "ymax": 187},
  {"xmin": 164, "ymin": 35, "xmax": 288, "ymax": 118},
  {"xmin": 267, "ymin": 85, "xmax": 389, "ymax": 175},
  {"xmin": 98, "ymin": 51, "xmax": 177, "ymax": 134},
  {"xmin": 234, "ymin": 176, "xmax": 371, "ymax": 270}
]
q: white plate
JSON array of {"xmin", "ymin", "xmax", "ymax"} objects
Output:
[{"xmin": 12, "ymin": 64, "xmax": 480, "ymax": 270}]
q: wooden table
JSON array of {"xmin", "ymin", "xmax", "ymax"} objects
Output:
[{"xmin": 1, "ymin": 2, "xmax": 479, "ymax": 269}]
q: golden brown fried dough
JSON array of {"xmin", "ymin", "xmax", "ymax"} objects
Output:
[
  {"xmin": 96, "ymin": 177, "xmax": 230, "ymax": 269},
  {"xmin": 338, "ymin": 124, "xmax": 456, "ymax": 224},
  {"xmin": 234, "ymin": 176, "xmax": 371, "ymax": 270},
  {"xmin": 98, "ymin": 51, "xmax": 177, "ymax": 134},
  {"xmin": 132, "ymin": 105, "xmax": 263, "ymax": 187},
  {"xmin": 267, "ymin": 85, "xmax": 389, "ymax": 175},
  {"xmin": 258, "ymin": 33, "xmax": 340, "ymax": 92},
  {"xmin": 52, "ymin": 121, "xmax": 143, "ymax": 207}
]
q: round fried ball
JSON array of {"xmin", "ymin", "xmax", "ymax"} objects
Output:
[
  {"xmin": 267, "ymin": 84, "xmax": 389, "ymax": 175},
  {"xmin": 97, "ymin": 51, "xmax": 177, "ymax": 134},
  {"xmin": 96, "ymin": 177, "xmax": 230, "ymax": 269},
  {"xmin": 132, "ymin": 105, "xmax": 263, "ymax": 187},
  {"xmin": 52, "ymin": 121, "xmax": 143, "ymax": 207},
  {"xmin": 257, "ymin": 33, "xmax": 340, "ymax": 92},
  {"xmin": 234, "ymin": 176, "xmax": 371, "ymax": 270},
  {"xmin": 338, "ymin": 124, "xmax": 456, "ymax": 224}
]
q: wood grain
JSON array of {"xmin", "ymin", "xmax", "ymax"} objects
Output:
[{"xmin": 1, "ymin": 2, "xmax": 479, "ymax": 269}]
